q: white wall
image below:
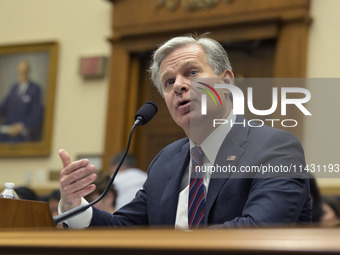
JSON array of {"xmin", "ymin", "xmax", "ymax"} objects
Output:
[
  {"xmin": 0, "ymin": 0, "xmax": 111, "ymax": 190},
  {"xmin": 304, "ymin": 0, "xmax": 340, "ymax": 188}
]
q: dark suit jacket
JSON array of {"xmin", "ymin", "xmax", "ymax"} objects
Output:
[
  {"xmin": 90, "ymin": 116, "xmax": 311, "ymax": 228},
  {"xmin": 0, "ymin": 81, "xmax": 43, "ymax": 142}
]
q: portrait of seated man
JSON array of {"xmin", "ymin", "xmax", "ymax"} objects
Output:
[{"xmin": 0, "ymin": 60, "xmax": 43, "ymax": 143}]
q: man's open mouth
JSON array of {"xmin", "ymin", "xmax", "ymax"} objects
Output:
[{"xmin": 179, "ymin": 100, "xmax": 190, "ymax": 107}]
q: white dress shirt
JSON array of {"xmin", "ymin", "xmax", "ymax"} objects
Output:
[
  {"xmin": 175, "ymin": 112, "xmax": 235, "ymax": 229},
  {"xmin": 17, "ymin": 82, "xmax": 29, "ymax": 95},
  {"xmin": 59, "ymin": 113, "xmax": 236, "ymax": 229}
]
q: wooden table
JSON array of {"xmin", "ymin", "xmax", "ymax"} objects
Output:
[{"xmin": 0, "ymin": 227, "xmax": 340, "ymax": 255}]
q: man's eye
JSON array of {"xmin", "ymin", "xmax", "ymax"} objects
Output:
[
  {"xmin": 189, "ymin": 70, "xmax": 198, "ymax": 76},
  {"xmin": 165, "ymin": 79, "xmax": 175, "ymax": 87}
]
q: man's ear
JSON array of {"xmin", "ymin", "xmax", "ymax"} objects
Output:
[
  {"xmin": 220, "ymin": 70, "xmax": 234, "ymax": 98},
  {"xmin": 221, "ymin": 70, "xmax": 234, "ymax": 84}
]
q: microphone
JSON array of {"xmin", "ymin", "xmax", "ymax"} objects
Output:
[
  {"xmin": 134, "ymin": 101, "xmax": 158, "ymax": 126},
  {"xmin": 53, "ymin": 101, "xmax": 158, "ymax": 226}
]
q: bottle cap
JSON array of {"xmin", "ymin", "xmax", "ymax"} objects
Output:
[{"xmin": 4, "ymin": 182, "xmax": 15, "ymax": 189}]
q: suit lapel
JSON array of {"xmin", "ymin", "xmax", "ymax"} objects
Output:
[
  {"xmin": 10, "ymin": 84, "xmax": 21, "ymax": 108},
  {"xmin": 24, "ymin": 82, "xmax": 32, "ymax": 95},
  {"xmin": 160, "ymin": 141, "xmax": 190, "ymax": 225},
  {"xmin": 205, "ymin": 115, "xmax": 249, "ymax": 224}
]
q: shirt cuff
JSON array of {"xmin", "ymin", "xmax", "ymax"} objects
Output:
[
  {"xmin": 0, "ymin": 125, "xmax": 10, "ymax": 134},
  {"xmin": 58, "ymin": 198, "xmax": 93, "ymax": 229}
]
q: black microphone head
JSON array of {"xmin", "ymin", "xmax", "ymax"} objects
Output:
[{"xmin": 134, "ymin": 101, "xmax": 158, "ymax": 125}]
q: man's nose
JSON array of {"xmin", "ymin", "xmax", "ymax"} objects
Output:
[{"xmin": 173, "ymin": 75, "xmax": 189, "ymax": 94}]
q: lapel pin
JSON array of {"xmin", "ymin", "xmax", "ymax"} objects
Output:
[{"xmin": 227, "ymin": 155, "xmax": 236, "ymax": 161}]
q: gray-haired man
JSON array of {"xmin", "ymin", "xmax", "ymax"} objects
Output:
[{"xmin": 58, "ymin": 35, "xmax": 311, "ymax": 229}]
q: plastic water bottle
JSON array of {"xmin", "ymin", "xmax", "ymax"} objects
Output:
[{"xmin": 0, "ymin": 182, "xmax": 19, "ymax": 199}]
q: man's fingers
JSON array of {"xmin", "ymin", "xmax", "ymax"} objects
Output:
[
  {"xmin": 59, "ymin": 149, "xmax": 89, "ymax": 171},
  {"xmin": 58, "ymin": 149, "xmax": 97, "ymax": 212},
  {"xmin": 68, "ymin": 184, "xmax": 96, "ymax": 202},
  {"xmin": 61, "ymin": 163, "xmax": 96, "ymax": 187},
  {"xmin": 59, "ymin": 153, "xmax": 90, "ymax": 177},
  {"xmin": 59, "ymin": 149, "xmax": 72, "ymax": 168},
  {"xmin": 61, "ymin": 171, "xmax": 97, "ymax": 195}
]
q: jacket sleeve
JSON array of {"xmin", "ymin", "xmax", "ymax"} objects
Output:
[
  {"xmin": 90, "ymin": 185, "xmax": 149, "ymax": 227},
  {"xmin": 0, "ymin": 86, "xmax": 16, "ymax": 118}
]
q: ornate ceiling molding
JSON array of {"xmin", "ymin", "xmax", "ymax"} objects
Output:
[{"xmin": 155, "ymin": 0, "xmax": 235, "ymax": 12}]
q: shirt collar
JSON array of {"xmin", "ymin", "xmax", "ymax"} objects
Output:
[
  {"xmin": 18, "ymin": 82, "xmax": 29, "ymax": 95},
  {"xmin": 189, "ymin": 112, "xmax": 236, "ymax": 164}
]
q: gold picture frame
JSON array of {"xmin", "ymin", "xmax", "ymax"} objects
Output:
[{"xmin": 0, "ymin": 41, "xmax": 58, "ymax": 157}]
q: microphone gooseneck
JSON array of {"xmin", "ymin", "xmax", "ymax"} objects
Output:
[{"xmin": 53, "ymin": 101, "xmax": 158, "ymax": 226}]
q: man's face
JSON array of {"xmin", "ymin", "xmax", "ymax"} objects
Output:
[
  {"xmin": 17, "ymin": 61, "xmax": 29, "ymax": 83},
  {"xmin": 159, "ymin": 44, "xmax": 232, "ymax": 136}
]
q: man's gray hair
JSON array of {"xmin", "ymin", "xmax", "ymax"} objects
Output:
[{"xmin": 149, "ymin": 34, "xmax": 232, "ymax": 96}]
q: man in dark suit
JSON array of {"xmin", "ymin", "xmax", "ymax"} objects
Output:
[
  {"xmin": 58, "ymin": 35, "xmax": 311, "ymax": 229},
  {"xmin": 0, "ymin": 60, "xmax": 43, "ymax": 142}
]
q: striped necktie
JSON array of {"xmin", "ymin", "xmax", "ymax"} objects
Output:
[{"xmin": 188, "ymin": 146, "xmax": 206, "ymax": 229}]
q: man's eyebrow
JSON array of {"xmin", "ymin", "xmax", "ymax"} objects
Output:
[
  {"xmin": 181, "ymin": 61, "xmax": 202, "ymax": 68},
  {"xmin": 160, "ymin": 70, "xmax": 171, "ymax": 83},
  {"xmin": 160, "ymin": 61, "xmax": 202, "ymax": 81}
]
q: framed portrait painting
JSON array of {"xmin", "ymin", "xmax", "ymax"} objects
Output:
[{"xmin": 0, "ymin": 41, "xmax": 58, "ymax": 157}]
